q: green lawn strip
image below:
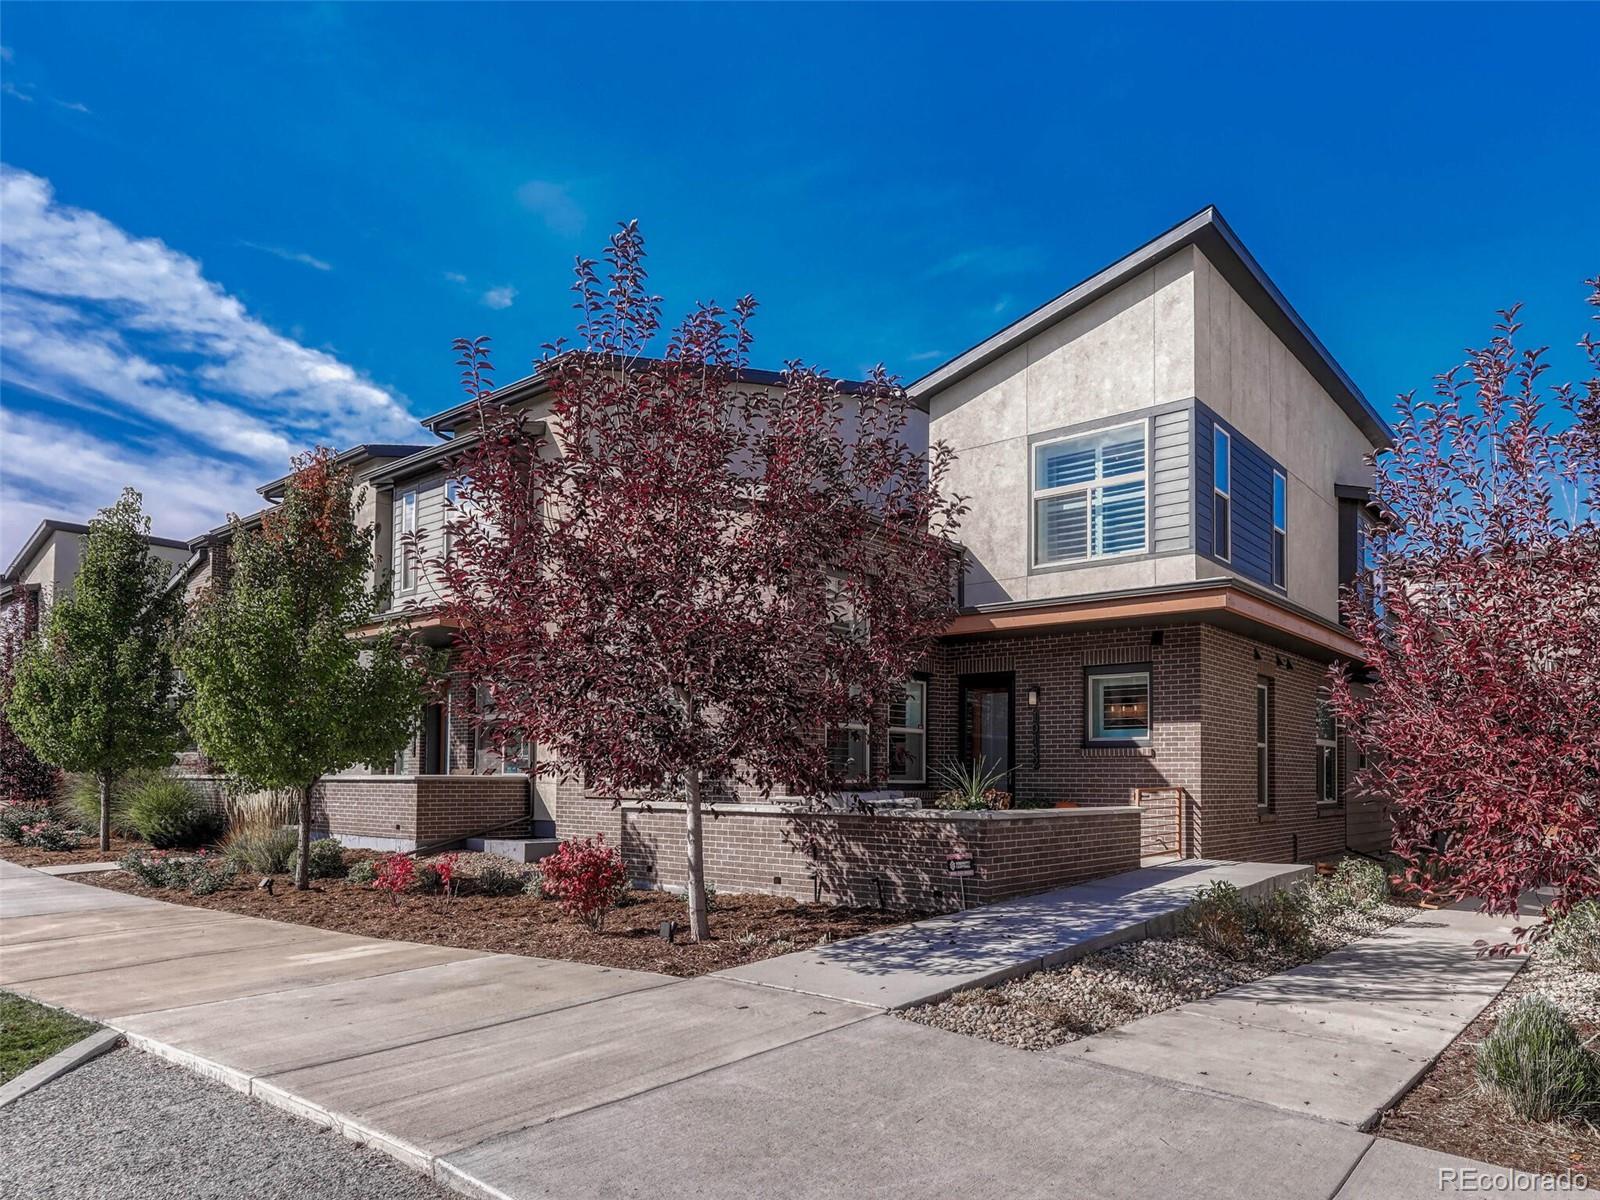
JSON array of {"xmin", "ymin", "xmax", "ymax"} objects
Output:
[{"xmin": 0, "ymin": 991, "xmax": 99, "ymax": 1083}]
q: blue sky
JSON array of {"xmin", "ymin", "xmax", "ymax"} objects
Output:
[{"xmin": 2, "ymin": 2, "xmax": 1596, "ymax": 556}]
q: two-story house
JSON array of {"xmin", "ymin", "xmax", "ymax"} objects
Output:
[
  {"xmin": 904, "ymin": 206, "xmax": 1389, "ymax": 864},
  {"xmin": 1, "ymin": 519, "xmax": 191, "ymax": 636}
]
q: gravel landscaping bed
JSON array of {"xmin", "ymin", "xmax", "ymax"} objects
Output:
[
  {"xmin": 0, "ymin": 1047, "xmax": 450, "ymax": 1200},
  {"xmin": 900, "ymin": 893, "xmax": 1412, "ymax": 1051},
  {"xmin": 77, "ymin": 857, "xmax": 921, "ymax": 977},
  {"xmin": 1377, "ymin": 951, "xmax": 1600, "ymax": 1178}
]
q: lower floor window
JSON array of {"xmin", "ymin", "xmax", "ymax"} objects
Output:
[
  {"xmin": 1087, "ymin": 666, "xmax": 1151, "ymax": 743},
  {"xmin": 1256, "ymin": 679, "xmax": 1273, "ymax": 809},
  {"xmin": 888, "ymin": 680, "xmax": 927, "ymax": 784},
  {"xmin": 827, "ymin": 723, "xmax": 869, "ymax": 782},
  {"xmin": 1315, "ymin": 696, "xmax": 1338, "ymax": 804}
]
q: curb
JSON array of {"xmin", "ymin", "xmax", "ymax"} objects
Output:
[{"xmin": 0, "ymin": 1028, "xmax": 123, "ymax": 1109}]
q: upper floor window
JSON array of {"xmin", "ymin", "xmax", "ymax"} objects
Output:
[
  {"xmin": 399, "ymin": 490, "xmax": 418, "ymax": 593},
  {"xmin": 1212, "ymin": 426, "xmax": 1232, "ymax": 562},
  {"xmin": 1033, "ymin": 422, "xmax": 1147, "ymax": 566},
  {"xmin": 444, "ymin": 479, "xmax": 458, "ymax": 561},
  {"xmin": 1272, "ymin": 469, "xmax": 1287, "ymax": 588},
  {"xmin": 888, "ymin": 680, "xmax": 927, "ymax": 784}
]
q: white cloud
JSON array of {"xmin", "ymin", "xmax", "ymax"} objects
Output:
[
  {"xmin": 442, "ymin": 271, "xmax": 467, "ymax": 285},
  {"xmin": 240, "ymin": 241, "xmax": 329, "ymax": 271},
  {"xmin": 1, "ymin": 80, "xmax": 33, "ymax": 102},
  {"xmin": 480, "ymin": 285, "xmax": 517, "ymax": 310},
  {"xmin": 0, "ymin": 164, "xmax": 420, "ymax": 559},
  {"xmin": 0, "ymin": 46, "xmax": 13, "ymax": 63},
  {"xmin": 53, "ymin": 98, "xmax": 90, "ymax": 115},
  {"xmin": 906, "ymin": 349, "xmax": 944, "ymax": 362},
  {"xmin": 515, "ymin": 180, "xmax": 585, "ymax": 238}
]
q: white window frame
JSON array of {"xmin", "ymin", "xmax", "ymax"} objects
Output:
[
  {"xmin": 1086, "ymin": 667, "xmax": 1151, "ymax": 744},
  {"xmin": 444, "ymin": 479, "xmax": 458, "ymax": 561},
  {"xmin": 827, "ymin": 722, "xmax": 870, "ymax": 783},
  {"xmin": 1271, "ymin": 469, "xmax": 1287, "ymax": 589},
  {"xmin": 1031, "ymin": 419, "xmax": 1149, "ymax": 567},
  {"xmin": 888, "ymin": 679, "xmax": 927, "ymax": 784},
  {"xmin": 1256, "ymin": 678, "xmax": 1272, "ymax": 810},
  {"xmin": 1315, "ymin": 695, "xmax": 1338, "ymax": 806},
  {"xmin": 399, "ymin": 490, "xmax": 418, "ymax": 593},
  {"xmin": 1213, "ymin": 426, "xmax": 1232, "ymax": 563}
]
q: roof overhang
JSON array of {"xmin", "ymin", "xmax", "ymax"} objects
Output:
[
  {"xmin": 909, "ymin": 206, "xmax": 1393, "ymax": 450},
  {"xmin": 256, "ymin": 444, "xmax": 431, "ymax": 499},
  {"xmin": 945, "ymin": 579, "xmax": 1364, "ymax": 663},
  {"xmin": 418, "ymin": 357, "xmax": 899, "ymax": 437},
  {"xmin": 4, "ymin": 518, "xmax": 190, "ymax": 582},
  {"xmin": 350, "ymin": 607, "xmax": 461, "ymax": 647}
]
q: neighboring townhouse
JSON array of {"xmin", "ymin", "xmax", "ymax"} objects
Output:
[{"xmin": 0, "ymin": 519, "xmax": 191, "ymax": 636}]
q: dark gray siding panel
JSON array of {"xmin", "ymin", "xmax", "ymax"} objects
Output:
[
  {"xmin": 1151, "ymin": 406, "xmax": 1192, "ymax": 553},
  {"xmin": 1194, "ymin": 403, "xmax": 1285, "ymax": 591}
]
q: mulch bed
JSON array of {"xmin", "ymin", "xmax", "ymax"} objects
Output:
[
  {"xmin": 1377, "ymin": 956, "xmax": 1600, "ymax": 1178},
  {"xmin": 75, "ymin": 866, "xmax": 920, "ymax": 977},
  {"xmin": 0, "ymin": 836, "xmax": 146, "ymax": 868}
]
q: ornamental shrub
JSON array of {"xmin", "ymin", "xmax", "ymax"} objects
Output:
[
  {"xmin": 66, "ymin": 773, "xmax": 139, "ymax": 838},
  {"xmin": 372, "ymin": 853, "xmax": 416, "ymax": 905},
  {"xmin": 289, "ymin": 837, "xmax": 348, "ymax": 881},
  {"xmin": 224, "ymin": 826, "xmax": 299, "ymax": 875},
  {"xmin": 1545, "ymin": 902, "xmax": 1600, "ymax": 974},
  {"xmin": 19, "ymin": 820, "xmax": 84, "ymax": 852},
  {"xmin": 539, "ymin": 836, "xmax": 627, "ymax": 931},
  {"xmin": 346, "ymin": 858, "xmax": 377, "ymax": 886},
  {"xmin": 127, "ymin": 775, "xmax": 221, "ymax": 849},
  {"xmin": 473, "ymin": 862, "xmax": 526, "ymax": 898},
  {"xmin": 118, "ymin": 848, "xmax": 237, "ymax": 895},
  {"xmin": 681, "ymin": 881, "xmax": 717, "ymax": 912},
  {"xmin": 0, "ymin": 802, "xmax": 55, "ymax": 844},
  {"xmin": 1183, "ymin": 881, "xmax": 1256, "ymax": 961},
  {"xmin": 1476, "ymin": 994, "xmax": 1600, "ymax": 1122},
  {"xmin": 1253, "ymin": 886, "xmax": 1314, "ymax": 957},
  {"xmin": 414, "ymin": 852, "xmax": 460, "ymax": 896},
  {"xmin": 1330, "ymin": 857, "xmax": 1389, "ymax": 912}
]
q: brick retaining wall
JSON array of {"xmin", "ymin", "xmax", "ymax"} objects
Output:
[{"xmin": 558, "ymin": 792, "xmax": 1140, "ymax": 909}]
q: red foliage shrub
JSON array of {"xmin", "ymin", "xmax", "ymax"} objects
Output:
[
  {"xmin": 538, "ymin": 836, "xmax": 627, "ymax": 931},
  {"xmin": 372, "ymin": 853, "xmax": 416, "ymax": 906}
]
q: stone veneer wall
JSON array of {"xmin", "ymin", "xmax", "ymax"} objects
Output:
[{"xmin": 553, "ymin": 793, "xmax": 1140, "ymax": 909}]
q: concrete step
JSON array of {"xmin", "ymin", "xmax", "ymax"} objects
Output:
[{"xmin": 462, "ymin": 837, "xmax": 559, "ymax": 864}]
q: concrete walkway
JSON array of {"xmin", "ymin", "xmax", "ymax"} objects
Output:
[
  {"xmin": 1056, "ymin": 901, "xmax": 1526, "ymax": 1128},
  {"xmin": 716, "ymin": 857, "xmax": 1310, "ymax": 1007},
  {"xmin": 0, "ymin": 858, "xmax": 1537, "ymax": 1199}
]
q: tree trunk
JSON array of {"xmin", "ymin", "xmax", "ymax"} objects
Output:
[
  {"xmin": 97, "ymin": 772, "xmax": 112, "ymax": 854},
  {"xmin": 294, "ymin": 782, "xmax": 315, "ymax": 891},
  {"xmin": 684, "ymin": 769, "xmax": 710, "ymax": 942}
]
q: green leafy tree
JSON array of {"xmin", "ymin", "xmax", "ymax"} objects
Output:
[
  {"xmin": 181, "ymin": 449, "xmax": 432, "ymax": 889},
  {"xmin": 6, "ymin": 491, "xmax": 186, "ymax": 851}
]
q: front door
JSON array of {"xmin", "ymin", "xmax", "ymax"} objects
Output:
[{"xmin": 959, "ymin": 674, "xmax": 1013, "ymax": 786}]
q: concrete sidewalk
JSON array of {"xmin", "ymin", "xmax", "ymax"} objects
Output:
[
  {"xmin": 0, "ymin": 859, "xmax": 1536, "ymax": 1199},
  {"xmin": 715, "ymin": 857, "xmax": 1310, "ymax": 1007},
  {"xmin": 1055, "ymin": 901, "xmax": 1526, "ymax": 1127}
]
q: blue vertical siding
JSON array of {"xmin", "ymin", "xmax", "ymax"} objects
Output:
[{"xmin": 1194, "ymin": 403, "xmax": 1285, "ymax": 591}]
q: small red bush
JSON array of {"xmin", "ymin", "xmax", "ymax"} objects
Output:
[
  {"xmin": 539, "ymin": 836, "xmax": 627, "ymax": 931},
  {"xmin": 372, "ymin": 853, "xmax": 416, "ymax": 906},
  {"xmin": 433, "ymin": 852, "xmax": 461, "ymax": 898}
]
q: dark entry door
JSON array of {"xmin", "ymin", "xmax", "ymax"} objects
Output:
[
  {"xmin": 959, "ymin": 674, "xmax": 1013, "ymax": 783},
  {"xmin": 421, "ymin": 703, "xmax": 446, "ymax": 775}
]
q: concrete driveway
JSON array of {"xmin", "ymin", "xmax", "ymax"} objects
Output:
[{"xmin": 0, "ymin": 859, "xmax": 1539, "ymax": 1199}]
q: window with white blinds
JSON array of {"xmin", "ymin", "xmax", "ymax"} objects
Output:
[{"xmin": 1032, "ymin": 422, "xmax": 1148, "ymax": 566}]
